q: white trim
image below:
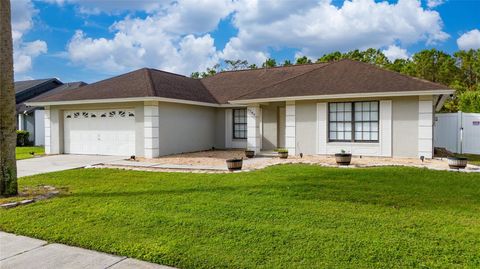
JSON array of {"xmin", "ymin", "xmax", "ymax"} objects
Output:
[
  {"xmin": 285, "ymin": 101, "xmax": 296, "ymax": 155},
  {"xmin": 229, "ymin": 89, "xmax": 454, "ymax": 104},
  {"xmin": 26, "ymin": 97, "xmax": 246, "ymax": 108},
  {"xmin": 435, "ymin": 94, "xmax": 450, "ymax": 112}
]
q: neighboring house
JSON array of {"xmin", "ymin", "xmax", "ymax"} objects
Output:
[
  {"xmin": 15, "ymin": 79, "xmax": 86, "ymax": 145},
  {"xmin": 27, "ymin": 60, "xmax": 454, "ymax": 158}
]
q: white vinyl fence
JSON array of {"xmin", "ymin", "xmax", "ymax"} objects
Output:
[{"xmin": 434, "ymin": 112, "xmax": 480, "ymax": 154}]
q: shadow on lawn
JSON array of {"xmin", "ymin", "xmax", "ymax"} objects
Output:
[{"xmin": 70, "ymin": 178, "xmax": 478, "ymax": 211}]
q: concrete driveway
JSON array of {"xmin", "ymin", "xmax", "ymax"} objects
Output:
[{"xmin": 17, "ymin": 155, "xmax": 125, "ymax": 177}]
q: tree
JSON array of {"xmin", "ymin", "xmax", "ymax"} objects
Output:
[
  {"xmin": 295, "ymin": 56, "xmax": 312, "ymax": 65},
  {"xmin": 282, "ymin": 60, "xmax": 292, "ymax": 66},
  {"xmin": 411, "ymin": 49, "xmax": 458, "ymax": 86},
  {"xmin": 248, "ymin": 64, "xmax": 258, "ymax": 69},
  {"xmin": 454, "ymin": 49, "xmax": 480, "ymax": 90},
  {"xmin": 458, "ymin": 90, "xmax": 480, "ymax": 112},
  {"xmin": 0, "ymin": 0, "xmax": 18, "ymax": 196},
  {"xmin": 262, "ymin": 58, "xmax": 277, "ymax": 68},
  {"xmin": 316, "ymin": 51, "xmax": 342, "ymax": 63},
  {"xmin": 224, "ymin": 59, "xmax": 249, "ymax": 71}
]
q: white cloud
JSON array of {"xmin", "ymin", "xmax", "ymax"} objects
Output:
[
  {"xmin": 457, "ymin": 29, "xmax": 480, "ymax": 50},
  {"xmin": 426, "ymin": 0, "xmax": 445, "ymax": 8},
  {"xmin": 223, "ymin": 0, "xmax": 449, "ymax": 62},
  {"xmin": 382, "ymin": 45, "xmax": 409, "ymax": 61},
  {"xmin": 11, "ymin": 0, "xmax": 48, "ymax": 74}
]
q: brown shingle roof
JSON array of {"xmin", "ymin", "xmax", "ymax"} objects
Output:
[
  {"xmin": 33, "ymin": 68, "xmax": 217, "ymax": 104},
  {"xmin": 200, "ymin": 63, "xmax": 327, "ymax": 103},
  {"xmin": 31, "ymin": 60, "xmax": 451, "ymax": 105},
  {"xmin": 234, "ymin": 59, "xmax": 450, "ymax": 101}
]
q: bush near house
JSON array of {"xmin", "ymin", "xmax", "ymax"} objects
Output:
[{"xmin": 16, "ymin": 130, "xmax": 30, "ymax": 146}]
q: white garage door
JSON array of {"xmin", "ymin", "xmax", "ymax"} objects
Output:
[{"xmin": 64, "ymin": 109, "xmax": 136, "ymax": 156}]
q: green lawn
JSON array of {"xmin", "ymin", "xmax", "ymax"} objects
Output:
[
  {"xmin": 16, "ymin": 146, "xmax": 45, "ymax": 160},
  {"xmin": 1, "ymin": 165, "xmax": 479, "ymax": 268}
]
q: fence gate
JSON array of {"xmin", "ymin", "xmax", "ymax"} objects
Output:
[{"xmin": 434, "ymin": 112, "xmax": 480, "ymax": 154}]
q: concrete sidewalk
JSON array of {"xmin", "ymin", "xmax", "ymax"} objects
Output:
[{"xmin": 0, "ymin": 232, "xmax": 174, "ymax": 269}]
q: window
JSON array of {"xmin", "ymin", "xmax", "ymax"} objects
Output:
[
  {"xmin": 233, "ymin": 109, "xmax": 247, "ymax": 139},
  {"xmin": 328, "ymin": 101, "xmax": 379, "ymax": 142}
]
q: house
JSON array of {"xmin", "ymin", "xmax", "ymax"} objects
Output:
[
  {"xmin": 27, "ymin": 59, "xmax": 454, "ymax": 158},
  {"xmin": 15, "ymin": 79, "xmax": 86, "ymax": 145}
]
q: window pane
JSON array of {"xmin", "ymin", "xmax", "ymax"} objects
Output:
[
  {"xmin": 330, "ymin": 123, "xmax": 337, "ymax": 131},
  {"xmin": 345, "ymin": 132, "xmax": 352, "ymax": 140},
  {"xmin": 363, "ymin": 102, "xmax": 370, "ymax": 110},
  {"xmin": 338, "ymin": 123, "xmax": 344, "ymax": 131},
  {"xmin": 345, "ymin": 112, "xmax": 352, "ymax": 121},
  {"xmin": 337, "ymin": 103, "xmax": 344, "ymax": 111},
  {"xmin": 330, "ymin": 113, "xmax": 336, "ymax": 121},
  {"xmin": 329, "ymin": 131, "xmax": 336, "ymax": 140},
  {"xmin": 363, "ymin": 111, "xmax": 370, "ymax": 121},
  {"xmin": 345, "ymin": 123, "xmax": 352, "ymax": 131},
  {"xmin": 371, "ymin": 122, "xmax": 378, "ymax": 132},
  {"xmin": 355, "ymin": 122, "xmax": 362, "ymax": 131},
  {"xmin": 363, "ymin": 122, "xmax": 370, "ymax": 132},
  {"xmin": 355, "ymin": 111, "xmax": 362, "ymax": 121},
  {"xmin": 363, "ymin": 132, "xmax": 371, "ymax": 140},
  {"xmin": 330, "ymin": 103, "xmax": 337, "ymax": 112},
  {"xmin": 337, "ymin": 132, "xmax": 345, "ymax": 140},
  {"xmin": 337, "ymin": 112, "xmax": 344, "ymax": 121},
  {"xmin": 355, "ymin": 103, "xmax": 362, "ymax": 111},
  {"xmin": 371, "ymin": 132, "xmax": 378, "ymax": 140},
  {"xmin": 371, "ymin": 111, "xmax": 378, "ymax": 121},
  {"xmin": 355, "ymin": 132, "xmax": 362, "ymax": 140},
  {"xmin": 345, "ymin": 103, "xmax": 352, "ymax": 111},
  {"xmin": 371, "ymin": 102, "xmax": 378, "ymax": 111}
]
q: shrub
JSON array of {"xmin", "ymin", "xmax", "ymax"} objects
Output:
[
  {"xmin": 16, "ymin": 130, "xmax": 30, "ymax": 146},
  {"xmin": 458, "ymin": 91, "xmax": 480, "ymax": 113}
]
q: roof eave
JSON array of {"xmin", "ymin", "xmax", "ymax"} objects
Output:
[
  {"xmin": 26, "ymin": 96, "xmax": 245, "ymax": 108},
  {"xmin": 228, "ymin": 89, "xmax": 455, "ymax": 104}
]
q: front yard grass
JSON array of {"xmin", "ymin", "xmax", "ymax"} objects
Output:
[
  {"xmin": 16, "ymin": 146, "xmax": 45, "ymax": 160},
  {"xmin": 1, "ymin": 165, "xmax": 479, "ymax": 268}
]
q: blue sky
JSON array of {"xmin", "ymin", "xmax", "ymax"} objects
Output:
[{"xmin": 11, "ymin": 0, "xmax": 480, "ymax": 83}]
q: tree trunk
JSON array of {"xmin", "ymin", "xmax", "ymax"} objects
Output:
[{"xmin": 0, "ymin": 0, "xmax": 18, "ymax": 196}]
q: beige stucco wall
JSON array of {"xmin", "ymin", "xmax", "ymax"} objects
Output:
[
  {"xmin": 158, "ymin": 102, "xmax": 216, "ymax": 156},
  {"xmin": 294, "ymin": 97, "xmax": 422, "ymax": 158},
  {"xmin": 392, "ymin": 97, "xmax": 419, "ymax": 157},
  {"xmin": 214, "ymin": 108, "xmax": 226, "ymax": 149}
]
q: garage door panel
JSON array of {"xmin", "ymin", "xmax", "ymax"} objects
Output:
[{"xmin": 64, "ymin": 109, "xmax": 136, "ymax": 156}]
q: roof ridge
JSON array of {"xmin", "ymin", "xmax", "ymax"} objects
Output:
[
  {"xmin": 211, "ymin": 61, "xmax": 329, "ymax": 75},
  {"xmin": 232, "ymin": 60, "xmax": 338, "ymax": 101},
  {"xmin": 144, "ymin": 68, "xmax": 157, "ymax": 97},
  {"xmin": 147, "ymin": 68, "xmax": 187, "ymax": 78}
]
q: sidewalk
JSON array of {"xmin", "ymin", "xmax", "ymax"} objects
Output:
[{"xmin": 0, "ymin": 232, "xmax": 175, "ymax": 269}]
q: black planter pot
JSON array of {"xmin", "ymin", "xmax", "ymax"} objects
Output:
[
  {"xmin": 226, "ymin": 158, "xmax": 243, "ymax": 171},
  {"xmin": 447, "ymin": 157, "xmax": 468, "ymax": 169},
  {"xmin": 335, "ymin": 153, "xmax": 352, "ymax": 165},
  {"xmin": 245, "ymin": 150, "xmax": 255, "ymax": 158}
]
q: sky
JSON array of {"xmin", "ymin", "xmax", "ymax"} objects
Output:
[{"xmin": 11, "ymin": 0, "xmax": 480, "ymax": 83}]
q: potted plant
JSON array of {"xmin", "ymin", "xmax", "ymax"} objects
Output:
[
  {"xmin": 276, "ymin": 148, "xmax": 289, "ymax": 159},
  {"xmin": 447, "ymin": 156, "xmax": 468, "ymax": 169},
  {"xmin": 226, "ymin": 158, "xmax": 243, "ymax": 171},
  {"xmin": 335, "ymin": 150, "xmax": 352, "ymax": 165},
  {"xmin": 245, "ymin": 149, "xmax": 255, "ymax": 158}
]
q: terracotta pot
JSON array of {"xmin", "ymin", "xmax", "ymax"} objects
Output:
[
  {"xmin": 245, "ymin": 150, "xmax": 255, "ymax": 158},
  {"xmin": 448, "ymin": 157, "xmax": 467, "ymax": 169},
  {"xmin": 226, "ymin": 159, "xmax": 243, "ymax": 171},
  {"xmin": 335, "ymin": 153, "xmax": 352, "ymax": 165},
  {"xmin": 278, "ymin": 152, "xmax": 288, "ymax": 159}
]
